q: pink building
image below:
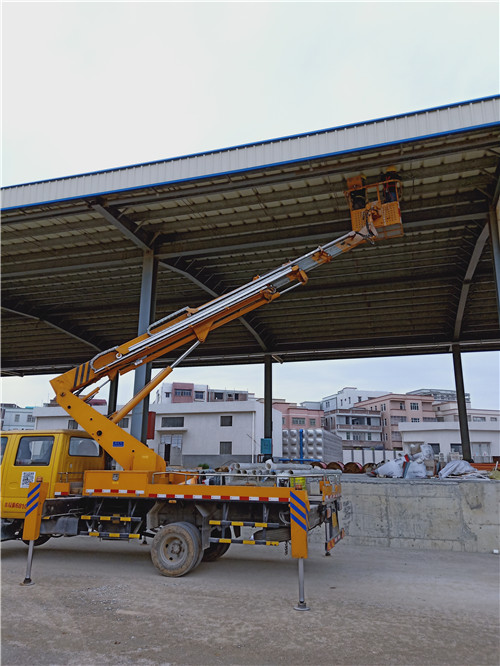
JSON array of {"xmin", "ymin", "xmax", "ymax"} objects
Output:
[
  {"xmin": 355, "ymin": 393, "xmax": 435, "ymax": 450},
  {"xmin": 271, "ymin": 400, "xmax": 323, "ymax": 430}
]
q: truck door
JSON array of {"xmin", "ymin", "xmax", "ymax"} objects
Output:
[{"xmin": 1, "ymin": 433, "xmax": 60, "ymax": 520}]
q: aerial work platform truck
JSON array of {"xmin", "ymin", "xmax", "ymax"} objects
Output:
[{"xmin": 1, "ymin": 175, "xmax": 403, "ymax": 599}]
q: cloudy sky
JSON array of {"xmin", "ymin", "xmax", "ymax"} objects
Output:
[{"xmin": 2, "ymin": 2, "xmax": 499, "ymax": 409}]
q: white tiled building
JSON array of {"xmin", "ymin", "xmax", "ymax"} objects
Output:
[
  {"xmin": 1, "ymin": 404, "xmax": 36, "ymax": 431},
  {"xmin": 399, "ymin": 402, "xmax": 500, "ymax": 462},
  {"xmin": 33, "ymin": 389, "xmax": 283, "ymax": 468}
]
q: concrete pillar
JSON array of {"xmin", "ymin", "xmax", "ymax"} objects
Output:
[
  {"xmin": 452, "ymin": 344, "xmax": 472, "ymax": 461},
  {"xmin": 488, "ymin": 205, "xmax": 500, "ymax": 321},
  {"xmin": 131, "ymin": 250, "xmax": 157, "ymax": 442},
  {"xmin": 264, "ymin": 355, "xmax": 273, "ymax": 449}
]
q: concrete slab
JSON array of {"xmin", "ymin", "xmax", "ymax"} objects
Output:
[{"xmin": 2, "ymin": 536, "xmax": 498, "ymax": 665}]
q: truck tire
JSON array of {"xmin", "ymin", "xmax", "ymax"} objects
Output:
[
  {"xmin": 151, "ymin": 522, "xmax": 201, "ymax": 577},
  {"xmin": 202, "ymin": 530, "xmax": 231, "ymax": 562}
]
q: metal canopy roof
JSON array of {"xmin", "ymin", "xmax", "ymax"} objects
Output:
[{"xmin": 2, "ymin": 96, "xmax": 500, "ymax": 377}]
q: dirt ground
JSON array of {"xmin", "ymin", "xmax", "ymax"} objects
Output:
[{"xmin": 1, "ymin": 536, "xmax": 499, "ymax": 666}]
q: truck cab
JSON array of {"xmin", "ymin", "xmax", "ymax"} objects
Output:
[{"xmin": 1, "ymin": 430, "xmax": 105, "ymax": 541}]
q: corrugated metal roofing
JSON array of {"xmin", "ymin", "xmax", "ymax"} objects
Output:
[
  {"xmin": 2, "ymin": 96, "xmax": 499, "ymax": 210},
  {"xmin": 1, "ymin": 96, "xmax": 499, "ymax": 377}
]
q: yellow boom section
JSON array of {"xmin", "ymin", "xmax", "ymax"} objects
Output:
[{"xmin": 51, "ymin": 185, "xmax": 403, "ymax": 471}]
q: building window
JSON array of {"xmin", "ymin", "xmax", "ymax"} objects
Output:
[
  {"xmin": 429, "ymin": 443, "xmax": 440, "ymax": 455},
  {"xmin": 118, "ymin": 417, "xmax": 129, "ymax": 428},
  {"xmin": 282, "ymin": 417, "xmax": 285, "ymax": 425},
  {"xmin": 381, "ymin": 403, "xmax": 386, "ymax": 411},
  {"xmin": 353, "ymin": 434, "xmax": 360, "ymax": 441},
  {"xmin": 384, "ymin": 418, "xmax": 387, "ymax": 426},
  {"xmin": 14, "ymin": 414, "xmax": 20, "ymax": 423},
  {"xmin": 213, "ymin": 392, "xmax": 224, "ymax": 400},
  {"xmin": 346, "ymin": 433, "xmax": 350, "ymax": 440},
  {"xmin": 490, "ymin": 417, "xmax": 497, "ymax": 422},
  {"xmin": 472, "ymin": 416, "xmax": 486, "ymax": 422},
  {"xmin": 26, "ymin": 414, "xmax": 35, "ymax": 423},
  {"xmin": 411, "ymin": 418, "xmax": 420, "ymax": 423},
  {"xmin": 68, "ymin": 419, "xmax": 79, "ymax": 430},
  {"xmin": 391, "ymin": 415, "xmax": 407, "ymax": 424},
  {"xmin": 220, "ymin": 416, "xmax": 233, "ymax": 427},
  {"xmin": 161, "ymin": 417, "xmax": 184, "ymax": 427},
  {"xmin": 309, "ymin": 418, "xmax": 316, "ymax": 426},
  {"xmin": 410, "ymin": 402, "xmax": 419, "ymax": 411},
  {"xmin": 164, "ymin": 392, "xmax": 171, "ymax": 398},
  {"xmin": 423, "ymin": 417, "xmax": 438, "ymax": 422},
  {"xmin": 451, "ymin": 443, "xmax": 463, "ymax": 454},
  {"xmin": 325, "ymin": 401, "xmax": 330, "ymax": 408},
  {"xmin": 292, "ymin": 418, "xmax": 306, "ymax": 425},
  {"xmin": 392, "ymin": 431, "xmax": 402, "ymax": 441},
  {"xmin": 367, "ymin": 433, "xmax": 372, "ymax": 441},
  {"xmin": 174, "ymin": 389, "xmax": 192, "ymax": 397},
  {"xmin": 220, "ymin": 441, "xmax": 232, "ymax": 455},
  {"xmin": 195, "ymin": 391, "xmax": 205, "ymax": 400},
  {"xmin": 234, "ymin": 393, "xmax": 240, "ymax": 401},
  {"xmin": 399, "ymin": 402, "xmax": 406, "ymax": 410}
]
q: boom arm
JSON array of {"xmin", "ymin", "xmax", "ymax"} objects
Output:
[{"xmin": 51, "ymin": 190, "xmax": 403, "ymax": 471}]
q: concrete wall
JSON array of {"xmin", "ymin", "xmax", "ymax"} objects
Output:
[{"xmin": 336, "ymin": 477, "xmax": 500, "ymax": 553}]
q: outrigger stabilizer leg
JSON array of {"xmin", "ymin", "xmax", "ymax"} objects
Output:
[{"xmin": 294, "ymin": 558, "xmax": 310, "ymax": 611}]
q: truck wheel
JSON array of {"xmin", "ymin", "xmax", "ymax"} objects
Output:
[
  {"xmin": 22, "ymin": 535, "xmax": 51, "ymax": 547},
  {"xmin": 202, "ymin": 530, "xmax": 231, "ymax": 562},
  {"xmin": 151, "ymin": 522, "xmax": 201, "ymax": 577}
]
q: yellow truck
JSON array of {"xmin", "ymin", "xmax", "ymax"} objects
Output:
[{"xmin": 1, "ymin": 177, "xmax": 402, "ymax": 581}]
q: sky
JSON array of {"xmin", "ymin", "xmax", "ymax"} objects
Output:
[{"xmin": 1, "ymin": 2, "xmax": 499, "ymax": 411}]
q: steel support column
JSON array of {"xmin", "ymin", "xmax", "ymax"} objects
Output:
[
  {"xmin": 131, "ymin": 250, "xmax": 157, "ymax": 442},
  {"xmin": 264, "ymin": 356, "xmax": 273, "ymax": 452},
  {"xmin": 488, "ymin": 205, "xmax": 500, "ymax": 320},
  {"xmin": 452, "ymin": 344, "xmax": 472, "ymax": 461}
]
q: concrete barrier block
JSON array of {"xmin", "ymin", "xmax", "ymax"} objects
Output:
[
  {"xmin": 386, "ymin": 495, "xmax": 462, "ymax": 541},
  {"xmin": 460, "ymin": 482, "xmax": 500, "ymax": 527},
  {"xmin": 388, "ymin": 537, "xmax": 465, "ymax": 552},
  {"xmin": 461, "ymin": 524, "xmax": 500, "ymax": 553},
  {"xmin": 334, "ymin": 478, "xmax": 499, "ymax": 553}
]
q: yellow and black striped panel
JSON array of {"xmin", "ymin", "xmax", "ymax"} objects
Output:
[
  {"xmin": 210, "ymin": 537, "xmax": 279, "ymax": 547},
  {"xmin": 209, "ymin": 520, "xmax": 280, "ymax": 528},
  {"xmin": 83, "ymin": 531, "xmax": 141, "ymax": 539}
]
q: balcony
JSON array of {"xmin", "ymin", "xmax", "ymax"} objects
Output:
[{"xmin": 336, "ymin": 424, "xmax": 382, "ymax": 431}]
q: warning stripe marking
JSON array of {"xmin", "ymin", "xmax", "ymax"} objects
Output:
[{"xmin": 84, "ymin": 490, "xmax": 289, "ymax": 503}]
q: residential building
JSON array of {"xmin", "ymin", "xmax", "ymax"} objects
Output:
[
  {"xmin": 400, "ymin": 402, "xmax": 500, "ymax": 461},
  {"xmin": 327, "ymin": 406, "xmax": 383, "ymax": 449},
  {"xmin": 1, "ymin": 403, "xmax": 36, "ymax": 431},
  {"xmin": 321, "ymin": 388, "xmax": 385, "ymax": 449},
  {"xmin": 355, "ymin": 393, "xmax": 436, "ymax": 450},
  {"xmin": 321, "ymin": 387, "xmax": 387, "ymax": 414},
  {"xmin": 271, "ymin": 399, "xmax": 323, "ymax": 430},
  {"xmin": 154, "ymin": 382, "xmax": 251, "ymax": 404},
  {"xmin": 34, "ymin": 387, "xmax": 283, "ymax": 468},
  {"xmin": 406, "ymin": 388, "xmax": 471, "ymax": 403}
]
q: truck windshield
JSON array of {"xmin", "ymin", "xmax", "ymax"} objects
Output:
[{"xmin": 14, "ymin": 435, "xmax": 54, "ymax": 466}]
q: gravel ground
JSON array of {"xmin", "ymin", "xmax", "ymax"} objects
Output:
[{"xmin": 1, "ymin": 536, "xmax": 499, "ymax": 666}]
